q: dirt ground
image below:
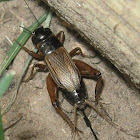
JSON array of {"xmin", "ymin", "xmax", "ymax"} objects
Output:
[{"xmin": 0, "ymin": 0, "xmax": 140, "ymax": 140}]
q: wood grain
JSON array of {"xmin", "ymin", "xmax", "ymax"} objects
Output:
[{"xmin": 43, "ymin": 0, "xmax": 140, "ymax": 89}]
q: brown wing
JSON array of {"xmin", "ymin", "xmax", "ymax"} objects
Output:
[{"xmin": 45, "ymin": 47, "xmax": 81, "ymax": 92}]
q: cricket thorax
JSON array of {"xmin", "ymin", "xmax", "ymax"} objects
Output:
[
  {"xmin": 32, "ymin": 27, "xmax": 62, "ymax": 55},
  {"xmin": 40, "ymin": 36, "xmax": 62, "ymax": 55}
]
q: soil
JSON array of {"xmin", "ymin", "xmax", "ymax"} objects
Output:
[{"xmin": 0, "ymin": 0, "xmax": 140, "ymax": 140}]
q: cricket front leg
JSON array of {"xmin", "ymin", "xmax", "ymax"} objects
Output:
[
  {"xmin": 15, "ymin": 40, "xmax": 44, "ymax": 60},
  {"xmin": 21, "ymin": 46, "xmax": 44, "ymax": 60},
  {"xmin": 46, "ymin": 74, "xmax": 82, "ymax": 134},
  {"xmin": 73, "ymin": 59, "xmax": 103, "ymax": 105}
]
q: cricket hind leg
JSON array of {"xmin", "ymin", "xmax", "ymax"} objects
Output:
[
  {"xmin": 74, "ymin": 60, "xmax": 139, "ymax": 138},
  {"xmin": 72, "ymin": 105, "xmax": 79, "ymax": 140},
  {"xmin": 73, "ymin": 59, "xmax": 117, "ymax": 135},
  {"xmin": 73, "ymin": 59, "xmax": 102, "ymax": 105},
  {"xmin": 46, "ymin": 74, "xmax": 82, "ymax": 139}
]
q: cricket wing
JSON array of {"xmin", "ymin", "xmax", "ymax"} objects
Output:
[{"xmin": 45, "ymin": 47, "xmax": 81, "ymax": 92}]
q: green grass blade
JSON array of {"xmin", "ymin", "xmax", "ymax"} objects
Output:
[
  {"xmin": 2, "ymin": 10, "xmax": 53, "ymax": 115},
  {"xmin": 0, "ymin": 12, "xmax": 48, "ymax": 76},
  {"xmin": 43, "ymin": 10, "xmax": 53, "ymax": 28},
  {"xmin": 0, "ymin": 107, "xmax": 4, "ymax": 140},
  {"xmin": 0, "ymin": 8, "xmax": 52, "ymax": 140},
  {"xmin": 0, "ymin": 70, "xmax": 15, "ymax": 97}
]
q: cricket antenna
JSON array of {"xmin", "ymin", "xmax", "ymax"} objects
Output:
[
  {"xmin": 24, "ymin": 0, "xmax": 40, "ymax": 26},
  {"xmin": 82, "ymin": 110, "xmax": 98, "ymax": 140},
  {"xmin": 19, "ymin": 26, "xmax": 33, "ymax": 35}
]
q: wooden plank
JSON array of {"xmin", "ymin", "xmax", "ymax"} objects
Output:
[{"xmin": 43, "ymin": 0, "xmax": 140, "ymax": 89}]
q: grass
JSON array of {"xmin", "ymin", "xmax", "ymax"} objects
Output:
[{"xmin": 0, "ymin": 7, "xmax": 53, "ymax": 140}]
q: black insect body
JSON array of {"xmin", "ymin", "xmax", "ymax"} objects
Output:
[
  {"xmin": 21, "ymin": 26, "xmax": 103, "ymax": 140},
  {"xmin": 32, "ymin": 27, "xmax": 62, "ymax": 55}
]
